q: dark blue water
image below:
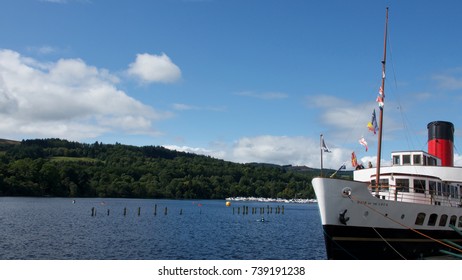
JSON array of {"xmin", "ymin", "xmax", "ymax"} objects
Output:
[{"xmin": 0, "ymin": 197, "xmax": 326, "ymax": 260}]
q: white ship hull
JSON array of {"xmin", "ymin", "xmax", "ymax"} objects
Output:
[{"xmin": 312, "ymin": 176, "xmax": 462, "ymax": 259}]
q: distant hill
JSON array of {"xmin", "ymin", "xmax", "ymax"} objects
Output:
[
  {"xmin": 0, "ymin": 138, "xmax": 20, "ymax": 146},
  {"xmin": 0, "ymin": 138, "xmax": 349, "ymax": 199}
]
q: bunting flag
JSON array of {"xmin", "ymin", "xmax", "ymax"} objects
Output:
[
  {"xmin": 359, "ymin": 137, "xmax": 368, "ymax": 152},
  {"xmin": 376, "ymin": 95, "xmax": 384, "ymax": 108},
  {"xmin": 376, "ymin": 85, "xmax": 384, "ymax": 108},
  {"xmin": 351, "ymin": 152, "xmax": 358, "ymax": 167},
  {"xmin": 321, "ymin": 135, "xmax": 331, "ymax": 153},
  {"xmin": 367, "ymin": 109, "xmax": 378, "ymax": 134}
]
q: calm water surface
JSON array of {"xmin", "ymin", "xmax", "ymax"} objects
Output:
[{"xmin": 0, "ymin": 197, "xmax": 326, "ymax": 260}]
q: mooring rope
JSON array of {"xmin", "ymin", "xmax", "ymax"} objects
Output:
[
  {"xmin": 321, "ymin": 227, "xmax": 358, "ymax": 260},
  {"xmin": 372, "ymin": 227, "xmax": 406, "ymax": 259},
  {"xmin": 348, "ymin": 193, "xmax": 462, "ymax": 254}
]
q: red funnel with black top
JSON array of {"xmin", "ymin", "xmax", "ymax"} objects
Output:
[{"xmin": 427, "ymin": 121, "xmax": 454, "ymax": 167}]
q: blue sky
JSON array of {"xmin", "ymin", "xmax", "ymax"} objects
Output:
[{"xmin": 1, "ymin": 0, "xmax": 462, "ymax": 169}]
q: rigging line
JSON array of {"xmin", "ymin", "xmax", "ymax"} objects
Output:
[
  {"xmin": 387, "ymin": 22, "xmax": 425, "ymax": 153},
  {"xmin": 386, "ymin": 28, "xmax": 398, "ymax": 91},
  {"xmin": 340, "ymin": 102, "xmax": 370, "ymax": 150},
  {"xmin": 348, "ymin": 193, "xmax": 462, "ymax": 254},
  {"xmin": 387, "ymin": 29, "xmax": 412, "ymax": 150},
  {"xmin": 321, "ymin": 227, "xmax": 358, "ymax": 260},
  {"xmin": 372, "ymin": 227, "xmax": 407, "ymax": 259},
  {"xmin": 453, "ymin": 143, "xmax": 460, "ymax": 155}
]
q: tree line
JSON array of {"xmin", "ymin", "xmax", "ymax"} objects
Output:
[{"xmin": 0, "ymin": 138, "xmax": 326, "ymax": 199}]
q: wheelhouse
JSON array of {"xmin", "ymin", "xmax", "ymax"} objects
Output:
[
  {"xmin": 390, "ymin": 151, "xmax": 441, "ymax": 167},
  {"xmin": 366, "ymin": 151, "xmax": 462, "ymax": 207}
]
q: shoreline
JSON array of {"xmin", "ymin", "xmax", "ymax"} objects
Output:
[{"xmin": 225, "ymin": 196, "xmax": 317, "ymax": 204}]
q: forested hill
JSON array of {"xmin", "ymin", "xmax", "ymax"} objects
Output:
[{"xmin": 0, "ymin": 138, "xmax": 344, "ymax": 199}]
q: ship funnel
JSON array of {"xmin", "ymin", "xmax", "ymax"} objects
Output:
[{"xmin": 427, "ymin": 121, "xmax": 454, "ymax": 167}]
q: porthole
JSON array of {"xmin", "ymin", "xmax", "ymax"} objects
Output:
[
  {"xmin": 415, "ymin": 212, "xmax": 426, "ymax": 225},
  {"xmin": 428, "ymin": 213, "xmax": 438, "ymax": 226},
  {"xmin": 401, "ymin": 214, "xmax": 405, "ymax": 219}
]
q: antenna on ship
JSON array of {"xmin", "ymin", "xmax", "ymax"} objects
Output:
[{"xmin": 375, "ymin": 7, "xmax": 389, "ymax": 195}]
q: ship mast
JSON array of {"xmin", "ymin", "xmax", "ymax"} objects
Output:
[{"xmin": 375, "ymin": 7, "xmax": 388, "ymax": 195}]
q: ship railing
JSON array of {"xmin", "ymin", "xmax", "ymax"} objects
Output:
[{"xmin": 368, "ymin": 184, "xmax": 461, "ymax": 207}]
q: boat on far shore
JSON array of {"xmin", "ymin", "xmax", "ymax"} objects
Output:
[{"xmin": 225, "ymin": 196, "xmax": 317, "ymax": 204}]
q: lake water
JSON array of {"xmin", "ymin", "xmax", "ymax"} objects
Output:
[{"xmin": 0, "ymin": 197, "xmax": 326, "ymax": 260}]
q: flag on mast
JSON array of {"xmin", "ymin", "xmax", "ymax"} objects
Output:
[
  {"xmin": 376, "ymin": 86, "xmax": 384, "ymax": 108},
  {"xmin": 376, "ymin": 95, "xmax": 384, "ymax": 108},
  {"xmin": 321, "ymin": 135, "xmax": 331, "ymax": 153},
  {"xmin": 359, "ymin": 137, "xmax": 368, "ymax": 152},
  {"xmin": 351, "ymin": 152, "xmax": 358, "ymax": 167},
  {"xmin": 367, "ymin": 109, "xmax": 379, "ymax": 134}
]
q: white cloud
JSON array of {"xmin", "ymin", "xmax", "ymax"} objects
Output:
[
  {"xmin": 163, "ymin": 145, "xmax": 226, "ymax": 159},
  {"xmin": 164, "ymin": 135, "xmax": 350, "ymax": 169},
  {"xmin": 433, "ymin": 75, "xmax": 462, "ymax": 90},
  {"xmin": 127, "ymin": 53, "xmax": 181, "ymax": 84},
  {"xmin": 173, "ymin": 103, "xmax": 198, "ymax": 111},
  {"xmin": 454, "ymin": 154, "xmax": 462, "ymax": 167},
  {"xmin": 172, "ymin": 103, "xmax": 226, "ymax": 112},
  {"xmin": 0, "ymin": 49, "xmax": 171, "ymax": 141},
  {"xmin": 230, "ymin": 135, "xmax": 351, "ymax": 168},
  {"xmin": 235, "ymin": 91, "xmax": 288, "ymax": 100}
]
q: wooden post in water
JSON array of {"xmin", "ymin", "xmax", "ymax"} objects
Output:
[
  {"xmin": 91, "ymin": 207, "xmax": 95, "ymax": 217},
  {"xmin": 180, "ymin": 209, "xmax": 183, "ymax": 215},
  {"xmin": 154, "ymin": 204, "xmax": 157, "ymax": 216},
  {"xmin": 237, "ymin": 207, "xmax": 240, "ymax": 215},
  {"xmin": 164, "ymin": 207, "xmax": 168, "ymax": 215},
  {"xmin": 107, "ymin": 209, "xmax": 110, "ymax": 216},
  {"xmin": 282, "ymin": 205, "xmax": 284, "ymax": 214},
  {"xmin": 123, "ymin": 207, "xmax": 127, "ymax": 216},
  {"xmin": 138, "ymin": 207, "xmax": 141, "ymax": 216}
]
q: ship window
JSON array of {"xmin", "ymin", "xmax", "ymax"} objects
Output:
[
  {"xmin": 413, "ymin": 154, "xmax": 421, "ymax": 165},
  {"xmin": 450, "ymin": 185, "xmax": 459, "ymax": 199},
  {"xmin": 437, "ymin": 182, "xmax": 443, "ymax": 196},
  {"xmin": 428, "ymin": 157, "xmax": 437, "ymax": 166},
  {"xmin": 443, "ymin": 184, "xmax": 449, "ymax": 196},
  {"xmin": 393, "ymin": 155, "xmax": 400, "ymax": 165},
  {"xmin": 439, "ymin": 214, "xmax": 448, "ymax": 227},
  {"xmin": 428, "ymin": 213, "xmax": 438, "ymax": 226},
  {"xmin": 429, "ymin": 181, "xmax": 436, "ymax": 195},
  {"xmin": 458, "ymin": 216, "xmax": 462, "ymax": 228},
  {"xmin": 403, "ymin": 155, "xmax": 411, "ymax": 164},
  {"xmin": 449, "ymin": 215, "xmax": 457, "ymax": 226},
  {"xmin": 415, "ymin": 213, "xmax": 426, "ymax": 225},
  {"xmin": 378, "ymin": 179, "xmax": 388, "ymax": 189},
  {"xmin": 396, "ymin": 179, "xmax": 409, "ymax": 192},
  {"xmin": 423, "ymin": 156, "xmax": 427, "ymax": 166},
  {"xmin": 413, "ymin": 179, "xmax": 426, "ymax": 194}
]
